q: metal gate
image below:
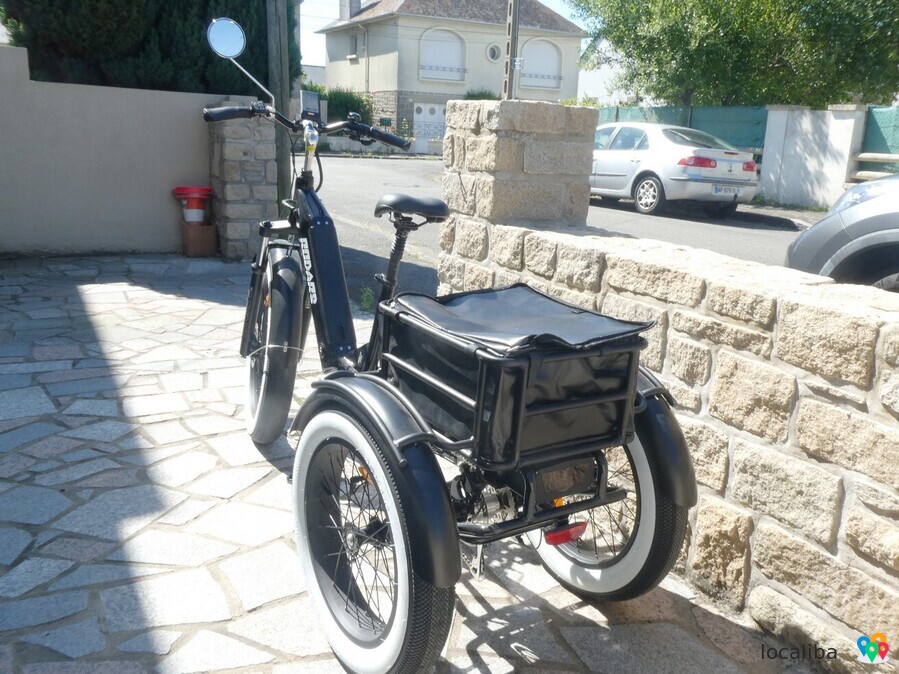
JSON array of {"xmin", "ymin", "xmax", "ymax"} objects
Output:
[{"xmin": 412, "ymin": 102, "xmax": 446, "ymax": 154}]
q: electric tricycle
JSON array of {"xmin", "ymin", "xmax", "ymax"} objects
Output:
[{"xmin": 204, "ymin": 18, "xmax": 697, "ymax": 674}]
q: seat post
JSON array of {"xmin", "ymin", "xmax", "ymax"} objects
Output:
[{"xmin": 377, "ymin": 216, "xmax": 414, "ymax": 304}]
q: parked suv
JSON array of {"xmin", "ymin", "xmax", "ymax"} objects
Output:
[{"xmin": 786, "ymin": 174, "xmax": 899, "ymax": 292}]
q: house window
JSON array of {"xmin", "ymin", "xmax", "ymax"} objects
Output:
[
  {"xmin": 349, "ymin": 34, "xmax": 358, "ymax": 58},
  {"xmin": 420, "ymin": 29, "xmax": 465, "ymax": 81},
  {"xmin": 520, "ymin": 39, "xmax": 562, "ymax": 89}
]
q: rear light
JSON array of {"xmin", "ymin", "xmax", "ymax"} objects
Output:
[
  {"xmin": 544, "ymin": 521, "xmax": 588, "ymax": 546},
  {"xmin": 678, "ymin": 156, "xmax": 717, "ymax": 168},
  {"xmin": 743, "ymin": 161, "xmax": 757, "ymax": 172}
]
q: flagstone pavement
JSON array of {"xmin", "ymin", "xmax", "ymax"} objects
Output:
[{"xmin": 0, "ymin": 255, "xmax": 809, "ymax": 673}]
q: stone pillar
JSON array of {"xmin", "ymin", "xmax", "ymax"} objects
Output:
[
  {"xmin": 439, "ymin": 99, "xmax": 598, "ymax": 293},
  {"xmin": 208, "ymin": 98, "xmax": 279, "ymax": 260},
  {"xmin": 442, "ymin": 100, "xmax": 597, "ymax": 227}
]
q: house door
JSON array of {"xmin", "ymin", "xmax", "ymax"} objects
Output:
[{"xmin": 412, "ymin": 102, "xmax": 446, "ymax": 154}]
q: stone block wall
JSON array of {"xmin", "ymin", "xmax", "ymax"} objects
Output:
[
  {"xmin": 208, "ymin": 99, "xmax": 279, "ymax": 260},
  {"xmin": 440, "ymin": 100, "xmax": 899, "ymax": 673}
]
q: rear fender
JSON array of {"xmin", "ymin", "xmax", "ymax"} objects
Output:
[
  {"xmin": 291, "ymin": 375, "xmax": 462, "ymax": 588},
  {"xmin": 635, "ymin": 367, "xmax": 697, "ymax": 508}
]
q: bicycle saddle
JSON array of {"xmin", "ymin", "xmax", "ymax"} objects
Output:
[{"xmin": 374, "ymin": 193, "xmax": 450, "ymax": 223}]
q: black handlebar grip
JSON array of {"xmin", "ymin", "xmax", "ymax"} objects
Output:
[
  {"xmin": 203, "ymin": 106, "xmax": 255, "ymax": 122},
  {"xmin": 367, "ymin": 126, "xmax": 412, "ymax": 151}
]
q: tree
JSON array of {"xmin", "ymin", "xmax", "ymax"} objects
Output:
[
  {"xmin": 0, "ymin": 0, "xmax": 300, "ymax": 95},
  {"xmin": 568, "ymin": 0, "xmax": 899, "ymax": 107}
]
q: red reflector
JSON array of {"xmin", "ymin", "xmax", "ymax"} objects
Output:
[
  {"xmin": 743, "ymin": 161, "xmax": 757, "ymax": 172},
  {"xmin": 678, "ymin": 156, "xmax": 717, "ymax": 168},
  {"xmin": 544, "ymin": 521, "xmax": 588, "ymax": 546}
]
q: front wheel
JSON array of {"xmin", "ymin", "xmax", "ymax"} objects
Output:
[
  {"xmin": 245, "ymin": 256, "xmax": 301, "ymax": 445},
  {"xmin": 633, "ymin": 175, "xmax": 666, "ymax": 215},
  {"xmin": 293, "ymin": 410, "xmax": 455, "ymax": 674},
  {"xmin": 527, "ymin": 403, "xmax": 688, "ymax": 601}
]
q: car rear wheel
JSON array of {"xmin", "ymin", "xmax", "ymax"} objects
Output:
[{"xmin": 633, "ymin": 176, "xmax": 666, "ymax": 215}]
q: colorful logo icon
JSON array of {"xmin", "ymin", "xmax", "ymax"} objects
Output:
[{"xmin": 857, "ymin": 633, "xmax": 889, "ymax": 663}]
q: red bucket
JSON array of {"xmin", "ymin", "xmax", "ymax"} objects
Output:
[{"xmin": 173, "ymin": 186, "xmax": 216, "ymax": 257}]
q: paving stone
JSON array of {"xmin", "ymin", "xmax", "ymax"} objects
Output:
[
  {"xmin": 186, "ymin": 501, "xmax": 294, "ymax": 546},
  {"xmin": 118, "ymin": 629, "xmax": 182, "ymax": 655},
  {"xmin": 0, "ymin": 387, "xmax": 56, "ymax": 421},
  {"xmin": 208, "ymin": 432, "xmax": 266, "ymax": 466},
  {"xmin": 100, "ymin": 568, "xmax": 231, "ymax": 631},
  {"xmin": 121, "ymin": 393, "xmax": 190, "ymax": 417},
  {"xmin": 62, "ymin": 420, "xmax": 137, "ymax": 441},
  {"xmin": 108, "ymin": 530, "xmax": 237, "ymax": 566},
  {"xmin": 145, "ymin": 451, "xmax": 218, "ymax": 487},
  {"xmin": 142, "ymin": 420, "xmax": 196, "ymax": 445},
  {"xmin": 156, "ymin": 629, "xmax": 274, "ymax": 673},
  {"xmin": 38, "ymin": 536, "xmax": 116, "ymax": 562},
  {"xmin": 0, "ymin": 452, "xmax": 36, "ymax": 479},
  {"xmin": 217, "ymin": 541, "xmax": 305, "ymax": 611},
  {"xmin": 187, "ymin": 466, "xmax": 271, "ymax": 498},
  {"xmin": 53, "ymin": 484, "xmax": 187, "ymax": 540},
  {"xmin": 20, "ymin": 435, "xmax": 84, "ymax": 459},
  {"xmin": 34, "ymin": 458, "xmax": 120, "ymax": 486},
  {"xmin": 58, "ymin": 448, "xmax": 104, "ymax": 463},
  {"xmin": 0, "ymin": 374, "xmax": 32, "ymax": 391},
  {"xmin": 454, "ymin": 603, "xmax": 573, "ymax": 665},
  {"xmin": 156, "ymin": 498, "xmax": 218, "ymax": 526},
  {"xmin": 21, "ymin": 617, "xmax": 106, "ymax": 658},
  {"xmin": 0, "ymin": 421, "xmax": 59, "ymax": 454},
  {"xmin": 244, "ymin": 474, "xmax": 293, "ymax": 511},
  {"xmin": 119, "ymin": 443, "xmax": 192, "ymax": 467},
  {"xmin": 22, "ymin": 661, "xmax": 145, "ymax": 674},
  {"xmin": 0, "ymin": 591, "xmax": 88, "ymax": 631},
  {"xmin": 0, "ymin": 485, "xmax": 73, "ymax": 525},
  {"xmin": 0, "ymin": 526, "xmax": 33, "ymax": 565},
  {"xmin": 46, "ymin": 377, "xmax": 121, "ymax": 397},
  {"xmin": 228, "ymin": 597, "xmax": 329, "ymax": 656},
  {"xmin": 0, "ymin": 557, "xmax": 74, "ymax": 597},
  {"xmin": 49, "ymin": 563, "xmax": 166, "ymax": 591},
  {"xmin": 158, "ymin": 372, "xmax": 203, "ymax": 393},
  {"xmin": 561, "ymin": 623, "xmax": 745, "ymax": 673},
  {"xmin": 182, "ymin": 413, "xmax": 245, "ymax": 436},
  {"xmin": 63, "ymin": 400, "xmax": 119, "ymax": 417}
]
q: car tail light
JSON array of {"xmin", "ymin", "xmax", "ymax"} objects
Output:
[
  {"xmin": 678, "ymin": 156, "xmax": 717, "ymax": 168},
  {"xmin": 743, "ymin": 161, "xmax": 757, "ymax": 172},
  {"xmin": 544, "ymin": 521, "xmax": 588, "ymax": 546}
]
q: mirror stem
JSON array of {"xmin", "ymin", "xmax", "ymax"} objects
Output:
[{"xmin": 229, "ymin": 58, "xmax": 276, "ymax": 108}]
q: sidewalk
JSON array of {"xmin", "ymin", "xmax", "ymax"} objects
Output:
[{"xmin": 0, "ymin": 255, "xmax": 803, "ymax": 673}]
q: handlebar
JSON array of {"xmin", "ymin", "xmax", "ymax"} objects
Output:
[
  {"xmin": 202, "ymin": 104, "xmax": 411, "ymax": 151},
  {"xmin": 202, "ymin": 105, "xmax": 255, "ymax": 122}
]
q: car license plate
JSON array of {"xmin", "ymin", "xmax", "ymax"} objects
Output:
[{"xmin": 713, "ymin": 185, "xmax": 741, "ymax": 195}]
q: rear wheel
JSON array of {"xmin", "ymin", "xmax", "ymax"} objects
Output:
[
  {"xmin": 293, "ymin": 410, "xmax": 455, "ymax": 674},
  {"xmin": 527, "ymin": 404, "xmax": 688, "ymax": 601},
  {"xmin": 245, "ymin": 258, "xmax": 300, "ymax": 445},
  {"xmin": 633, "ymin": 175, "xmax": 666, "ymax": 215}
]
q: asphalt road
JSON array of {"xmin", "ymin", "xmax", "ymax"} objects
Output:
[{"xmin": 309, "ymin": 154, "xmax": 807, "ymax": 299}]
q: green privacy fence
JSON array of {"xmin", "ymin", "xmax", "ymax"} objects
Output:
[
  {"xmin": 860, "ymin": 106, "xmax": 899, "ymax": 174},
  {"xmin": 596, "ymin": 106, "xmax": 768, "ymax": 151}
]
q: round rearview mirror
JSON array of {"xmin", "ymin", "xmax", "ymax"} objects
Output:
[{"xmin": 207, "ymin": 18, "xmax": 246, "ymax": 59}]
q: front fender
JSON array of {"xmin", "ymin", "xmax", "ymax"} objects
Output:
[
  {"xmin": 268, "ymin": 245, "xmax": 308, "ymax": 353},
  {"xmin": 291, "ymin": 375, "xmax": 462, "ymax": 588}
]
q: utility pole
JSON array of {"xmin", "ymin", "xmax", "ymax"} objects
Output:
[
  {"xmin": 502, "ymin": 0, "xmax": 521, "ymax": 100},
  {"xmin": 266, "ymin": 0, "xmax": 292, "ymax": 203}
]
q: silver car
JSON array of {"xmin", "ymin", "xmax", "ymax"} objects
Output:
[
  {"xmin": 590, "ymin": 122, "xmax": 759, "ymax": 217},
  {"xmin": 786, "ymin": 174, "xmax": 899, "ymax": 292}
]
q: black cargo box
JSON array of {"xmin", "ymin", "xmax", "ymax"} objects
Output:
[{"xmin": 380, "ymin": 284, "xmax": 652, "ymax": 470}]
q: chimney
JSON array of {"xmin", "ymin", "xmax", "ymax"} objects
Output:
[{"xmin": 339, "ymin": 0, "xmax": 362, "ymax": 20}]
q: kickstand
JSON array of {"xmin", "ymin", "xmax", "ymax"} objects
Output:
[{"xmin": 470, "ymin": 544, "xmax": 485, "ymax": 581}]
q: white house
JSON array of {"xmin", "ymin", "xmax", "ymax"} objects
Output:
[{"xmin": 320, "ymin": 0, "xmax": 585, "ymax": 152}]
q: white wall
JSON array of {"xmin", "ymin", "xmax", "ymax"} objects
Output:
[
  {"xmin": 0, "ymin": 47, "xmax": 222, "ymax": 254},
  {"xmin": 758, "ymin": 104, "xmax": 868, "ymax": 208}
]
